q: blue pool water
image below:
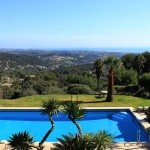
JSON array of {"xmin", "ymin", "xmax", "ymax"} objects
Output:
[{"xmin": 0, "ymin": 109, "xmax": 149, "ymax": 142}]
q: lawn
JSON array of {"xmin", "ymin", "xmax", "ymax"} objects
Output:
[{"xmin": 0, "ymin": 94, "xmax": 149, "ymax": 108}]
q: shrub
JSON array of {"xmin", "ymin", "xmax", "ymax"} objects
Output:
[
  {"xmin": 133, "ymin": 89, "xmax": 150, "ymax": 98},
  {"xmin": 53, "ymin": 131, "xmax": 114, "ymax": 150},
  {"xmin": 22, "ymin": 89, "xmax": 37, "ymax": 97},
  {"xmin": 0, "ymin": 86, "xmax": 14, "ymax": 99},
  {"xmin": 114, "ymin": 86, "xmax": 126, "ymax": 94},
  {"xmin": 8, "ymin": 131, "xmax": 34, "ymax": 150},
  {"xmin": 67, "ymin": 84, "xmax": 93, "ymax": 94},
  {"xmin": 115, "ymin": 85, "xmax": 140, "ymax": 95},
  {"xmin": 44, "ymin": 86, "xmax": 64, "ymax": 94},
  {"xmin": 11, "ymin": 90, "xmax": 22, "ymax": 99},
  {"xmin": 124, "ymin": 85, "xmax": 140, "ymax": 93},
  {"xmin": 139, "ymin": 73, "xmax": 150, "ymax": 92},
  {"xmin": 115, "ymin": 67, "xmax": 138, "ymax": 85}
]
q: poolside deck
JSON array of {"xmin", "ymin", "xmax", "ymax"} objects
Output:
[{"xmin": 1, "ymin": 142, "xmax": 150, "ymax": 150}]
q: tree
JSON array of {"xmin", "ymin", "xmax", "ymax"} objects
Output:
[
  {"xmin": 114, "ymin": 66, "xmax": 138, "ymax": 85},
  {"xmin": 142, "ymin": 51, "xmax": 150, "ymax": 73},
  {"xmin": 63, "ymin": 100, "xmax": 85, "ymax": 137},
  {"xmin": 104, "ymin": 56, "xmax": 120, "ymax": 102},
  {"xmin": 121, "ymin": 53, "xmax": 136, "ymax": 69},
  {"xmin": 106, "ymin": 66, "xmax": 114, "ymax": 102},
  {"xmin": 53, "ymin": 100, "xmax": 85, "ymax": 150},
  {"xmin": 39, "ymin": 99, "xmax": 61, "ymax": 149},
  {"xmin": 93, "ymin": 59, "xmax": 103, "ymax": 91},
  {"xmin": 134, "ymin": 54, "xmax": 146, "ymax": 82},
  {"xmin": 139, "ymin": 73, "xmax": 150, "ymax": 94}
]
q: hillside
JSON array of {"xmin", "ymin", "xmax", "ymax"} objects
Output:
[
  {"xmin": 0, "ymin": 49, "xmax": 125, "ymax": 71},
  {"xmin": 0, "ymin": 52, "xmax": 49, "ymax": 71}
]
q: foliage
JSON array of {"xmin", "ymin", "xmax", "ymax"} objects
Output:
[
  {"xmin": 8, "ymin": 131, "xmax": 34, "ymax": 150},
  {"xmin": 33, "ymin": 81, "xmax": 50, "ymax": 94},
  {"xmin": 114, "ymin": 67, "xmax": 138, "ymax": 85},
  {"xmin": 0, "ymin": 86, "xmax": 14, "ymax": 99},
  {"xmin": 53, "ymin": 131, "xmax": 113, "ymax": 150},
  {"xmin": 142, "ymin": 51, "xmax": 150, "ymax": 73},
  {"xmin": 63, "ymin": 100, "xmax": 85, "ymax": 121},
  {"xmin": 22, "ymin": 89, "xmax": 37, "ymax": 97},
  {"xmin": 41, "ymin": 98, "xmax": 62, "ymax": 116},
  {"xmin": 0, "ymin": 51, "xmax": 150, "ymax": 100},
  {"xmin": 104, "ymin": 55, "xmax": 121, "ymax": 69},
  {"xmin": 11, "ymin": 90, "xmax": 22, "ymax": 99},
  {"xmin": 115, "ymin": 85, "xmax": 140, "ymax": 95},
  {"xmin": 139, "ymin": 73, "xmax": 150, "ymax": 93},
  {"xmin": 93, "ymin": 59, "xmax": 103, "ymax": 91},
  {"xmin": 121, "ymin": 53, "xmax": 136, "ymax": 69},
  {"xmin": 0, "ymin": 52, "xmax": 48, "ymax": 69},
  {"xmin": 67, "ymin": 84, "xmax": 93, "ymax": 94},
  {"xmin": 39, "ymin": 99, "xmax": 62, "ymax": 148},
  {"xmin": 62, "ymin": 100, "xmax": 85, "ymax": 136},
  {"xmin": 53, "ymin": 133, "xmax": 92, "ymax": 150},
  {"xmin": 46, "ymin": 86, "xmax": 64, "ymax": 94},
  {"xmin": 66, "ymin": 73, "xmax": 96, "ymax": 90},
  {"xmin": 114, "ymin": 86, "xmax": 126, "ymax": 94},
  {"xmin": 133, "ymin": 54, "xmax": 146, "ymax": 80},
  {"xmin": 146, "ymin": 107, "xmax": 150, "ymax": 122}
]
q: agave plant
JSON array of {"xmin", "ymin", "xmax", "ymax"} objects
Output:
[
  {"xmin": 53, "ymin": 133, "xmax": 92, "ymax": 150},
  {"xmin": 62, "ymin": 100, "xmax": 85, "ymax": 137},
  {"xmin": 39, "ymin": 98, "xmax": 62, "ymax": 149},
  {"xmin": 8, "ymin": 131, "xmax": 34, "ymax": 150},
  {"xmin": 91, "ymin": 130, "xmax": 114, "ymax": 150}
]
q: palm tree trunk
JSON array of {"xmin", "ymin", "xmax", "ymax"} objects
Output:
[
  {"xmin": 68, "ymin": 115, "xmax": 82, "ymax": 137},
  {"xmin": 39, "ymin": 115, "xmax": 54, "ymax": 148},
  {"xmin": 97, "ymin": 76, "xmax": 100, "ymax": 91},
  {"xmin": 106, "ymin": 68, "xmax": 114, "ymax": 102}
]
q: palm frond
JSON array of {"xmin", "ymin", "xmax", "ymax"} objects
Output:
[{"xmin": 41, "ymin": 98, "xmax": 62, "ymax": 116}]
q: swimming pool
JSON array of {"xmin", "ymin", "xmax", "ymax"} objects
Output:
[{"xmin": 0, "ymin": 109, "xmax": 149, "ymax": 142}]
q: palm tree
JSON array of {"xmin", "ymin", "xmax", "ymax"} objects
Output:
[
  {"xmin": 134, "ymin": 54, "xmax": 146, "ymax": 83},
  {"xmin": 104, "ymin": 56, "xmax": 120, "ymax": 102},
  {"xmin": 52, "ymin": 100, "xmax": 85, "ymax": 150},
  {"xmin": 106, "ymin": 66, "xmax": 114, "ymax": 102},
  {"xmin": 39, "ymin": 98, "xmax": 61, "ymax": 149},
  {"xmin": 63, "ymin": 100, "xmax": 85, "ymax": 137},
  {"xmin": 94, "ymin": 59, "xmax": 103, "ymax": 91}
]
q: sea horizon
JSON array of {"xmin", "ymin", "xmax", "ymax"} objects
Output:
[{"xmin": 0, "ymin": 47, "xmax": 150, "ymax": 53}]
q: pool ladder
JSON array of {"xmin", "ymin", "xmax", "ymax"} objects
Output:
[{"xmin": 137, "ymin": 130, "xmax": 140, "ymax": 144}]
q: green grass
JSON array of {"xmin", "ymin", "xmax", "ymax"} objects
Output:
[{"xmin": 0, "ymin": 94, "xmax": 149, "ymax": 108}]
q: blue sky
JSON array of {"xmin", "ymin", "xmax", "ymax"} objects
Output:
[{"xmin": 0, "ymin": 0, "xmax": 150, "ymax": 49}]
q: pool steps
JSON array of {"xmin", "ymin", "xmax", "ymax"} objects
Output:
[{"xmin": 112, "ymin": 112, "xmax": 132, "ymax": 122}]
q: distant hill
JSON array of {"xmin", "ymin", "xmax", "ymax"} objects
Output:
[
  {"xmin": 0, "ymin": 49, "xmax": 125, "ymax": 71},
  {"xmin": 0, "ymin": 52, "xmax": 49, "ymax": 70}
]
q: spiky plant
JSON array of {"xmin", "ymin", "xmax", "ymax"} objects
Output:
[
  {"xmin": 39, "ymin": 98, "xmax": 61, "ymax": 149},
  {"xmin": 8, "ymin": 131, "xmax": 34, "ymax": 150},
  {"xmin": 53, "ymin": 133, "xmax": 92, "ymax": 150},
  {"xmin": 91, "ymin": 130, "xmax": 114, "ymax": 150},
  {"xmin": 63, "ymin": 100, "xmax": 85, "ymax": 137}
]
